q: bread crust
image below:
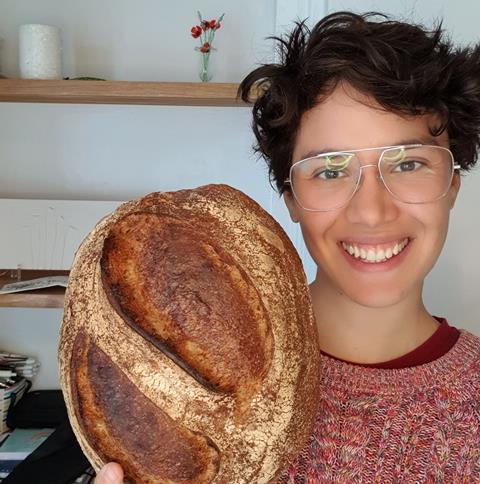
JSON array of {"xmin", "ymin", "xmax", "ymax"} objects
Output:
[{"xmin": 59, "ymin": 184, "xmax": 320, "ymax": 483}]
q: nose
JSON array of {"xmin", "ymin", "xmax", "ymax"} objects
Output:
[{"xmin": 344, "ymin": 164, "xmax": 400, "ymax": 227}]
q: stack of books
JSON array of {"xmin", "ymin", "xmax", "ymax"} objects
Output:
[
  {"xmin": 0, "ymin": 351, "xmax": 39, "ymax": 439},
  {"xmin": 0, "ymin": 351, "xmax": 40, "ymax": 380},
  {"xmin": 0, "ymin": 379, "xmax": 30, "ymax": 437},
  {"xmin": 0, "ymin": 427, "xmax": 54, "ymax": 479}
]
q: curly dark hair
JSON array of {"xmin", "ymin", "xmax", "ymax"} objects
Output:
[{"xmin": 238, "ymin": 11, "xmax": 480, "ymax": 194}]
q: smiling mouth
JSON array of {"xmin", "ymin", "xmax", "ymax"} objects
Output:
[{"xmin": 341, "ymin": 238, "xmax": 411, "ymax": 263}]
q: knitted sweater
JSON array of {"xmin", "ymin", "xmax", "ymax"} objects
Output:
[{"xmin": 277, "ymin": 328, "xmax": 480, "ymax": 483}]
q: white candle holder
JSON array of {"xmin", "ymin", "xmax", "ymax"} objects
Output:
[{"xmin": 19, "ymin": 24, "xmax": 62, "ymax": 79}]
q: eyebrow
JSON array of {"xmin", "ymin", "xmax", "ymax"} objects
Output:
[{"xmin": 298, "ymin": 137, "xmax": 440, "ymax": 161}]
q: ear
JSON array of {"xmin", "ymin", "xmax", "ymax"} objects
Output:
[
  {"xmin": 447, "ymin": 173, "xmax": 461, "ymax": 209},
  {"xmin": 283, "ymin": 190, "xmax": 300, "ymax": 223}
]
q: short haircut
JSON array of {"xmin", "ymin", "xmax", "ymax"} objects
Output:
[{"xmin": 239, "ymin": 11, "xmax": 480, "ymax": 193}]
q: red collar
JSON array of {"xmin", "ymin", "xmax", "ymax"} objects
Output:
[{"xmin": 320, "ymin": 317, "xmax": 460, "ymax": 369}]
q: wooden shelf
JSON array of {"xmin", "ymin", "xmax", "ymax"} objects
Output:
[
  {"xmin": 0, "ymin": 269, "xmax": 68, "ymax": 309},
  {"xmin": 0, "ymin": 79, "xmax": 247, "ymax": 106},
  {"xmin": 0, "ymin": 79, "xmax": 250, "ymax": 306}
]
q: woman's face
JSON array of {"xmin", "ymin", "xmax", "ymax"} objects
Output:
[{"xmin": 284, "ymin": 84, "xmax": 460, "ymax": 308}]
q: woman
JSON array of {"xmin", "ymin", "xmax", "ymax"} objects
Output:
[{"xmin": 95, "ymin": 12, "xmax": 480, "ymax": 482}]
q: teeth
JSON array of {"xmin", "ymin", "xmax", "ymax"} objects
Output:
[{"xmin": 342, "ymin": 238, "xmax": 409, "ymax": 263}]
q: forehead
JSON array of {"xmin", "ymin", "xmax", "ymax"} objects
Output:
[{"xmin": 293, "ymin": 84, "xmax": 447, "ymax": 160}]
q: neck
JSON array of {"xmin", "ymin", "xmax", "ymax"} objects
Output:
[{"xmin": 309, "ymin": 276, "xmax": 439, "ymax": 364}]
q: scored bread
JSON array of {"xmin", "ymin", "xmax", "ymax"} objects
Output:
[{"xmin": 58, "ymin": 184, "xmax": 320, "ymax": 483}]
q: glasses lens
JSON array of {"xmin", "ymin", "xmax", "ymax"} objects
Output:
[
  {"xmin": 291, "ymin": 153, "xmax": 359, "ymax": 210},
  {"xmin": 380, "ymin": 146, "xmax": 454, "ymax": 203}
]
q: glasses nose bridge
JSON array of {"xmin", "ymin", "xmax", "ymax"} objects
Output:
[
  {"xmin": 351, "ymin": 157, "xmax": 390, "ymax": 202},
  {"xmin": 353, "ymin": 149, "xmax": 384, "ymax": 177},
  {"xmin": 355, "ymin": 159, "xmax": 384, "ymax": 186},
  {"xmin": 359, "ymin": 162, "xmax": 380, "ymax": 171}
]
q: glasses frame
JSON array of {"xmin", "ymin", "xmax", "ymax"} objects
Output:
[{"xmin": 284, "ymin": 144, "xmax": 461, "ymax": 212}]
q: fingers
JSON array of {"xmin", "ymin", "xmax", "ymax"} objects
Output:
[{"xmin": 94, "ymin": 462, "xmax": 124, "ymax": 484}]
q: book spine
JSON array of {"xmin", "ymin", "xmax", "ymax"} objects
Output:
[{"xmin": 0, "ymin": 458, "xmax": 22, "ymax": 472}]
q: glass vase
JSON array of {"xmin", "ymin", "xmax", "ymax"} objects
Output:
[{"xmin": 195, "ymin": 47, "xmax": 216, "ymax": 82}]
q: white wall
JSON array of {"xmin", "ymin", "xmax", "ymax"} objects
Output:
[
  {"xmin": 0, "ymin": 0, "xmax": 479, "ymax": 389},
  {"xmin": 0, "ymin": 0, "xmax": 276, "ymax": 81}
]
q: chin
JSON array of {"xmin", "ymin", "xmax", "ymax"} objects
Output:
[{"xmin": 341, "ymin": 284, "xmax": 409, "ymax": 309}]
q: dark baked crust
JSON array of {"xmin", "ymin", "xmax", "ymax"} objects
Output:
[
  {"xmin": 100, "ymin": 212, "xmax": 273, "ymax": 396},
  {"xmin": 71, "ymin": 329, "xmax": 220, "ymax": 484}
]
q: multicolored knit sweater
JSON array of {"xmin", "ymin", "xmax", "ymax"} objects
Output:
[{"xmin": 277, "ymin": 322, "xmax": 480, "ymax": 483}]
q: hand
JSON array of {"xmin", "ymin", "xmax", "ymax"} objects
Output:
[{"xmin": 93, "ymin": 462, "xmax": 124, "ymax": 483}]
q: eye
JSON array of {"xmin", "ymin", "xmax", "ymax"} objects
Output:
[
  {"xmin": 313, "ymin": 169, "xmax": 346, "ymax": 180},
  {"xmin": 312, "ymin": 154, "xmax": 353, "ymax": 180},
  {"xmin": 391, "ymin": 160, "xmax": 424, "ymax": 173}
]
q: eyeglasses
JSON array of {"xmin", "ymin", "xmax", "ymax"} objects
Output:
[{"xmin": 284, "ymin": 144, "xmax": 461, "ymax": 212}]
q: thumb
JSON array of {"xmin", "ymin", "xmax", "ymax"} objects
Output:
[{"xmin": 96, "ymin": 462, "xmax": 124, "ymax": 483}]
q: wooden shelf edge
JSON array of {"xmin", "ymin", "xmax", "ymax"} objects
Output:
[
  {"xmin": 0, "ymin": 79, "xmax": 249, "ymax": 107},
  {"xmin": 0, "ymin": 289, "xmax": 65, "ymax": 308},
  {"xmin": 0, "ymin": 269, "xmax": 68, "ymax": 309}
]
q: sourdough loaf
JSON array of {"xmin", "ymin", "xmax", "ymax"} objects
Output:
[{"xmin": 58, "ymin": 184, "xmax": 320, "ymax": 483}]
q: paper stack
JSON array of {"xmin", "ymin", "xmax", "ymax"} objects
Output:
[{"xmin": 0, "ymin": 351, "xmax": 39, "ymax": 439}]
